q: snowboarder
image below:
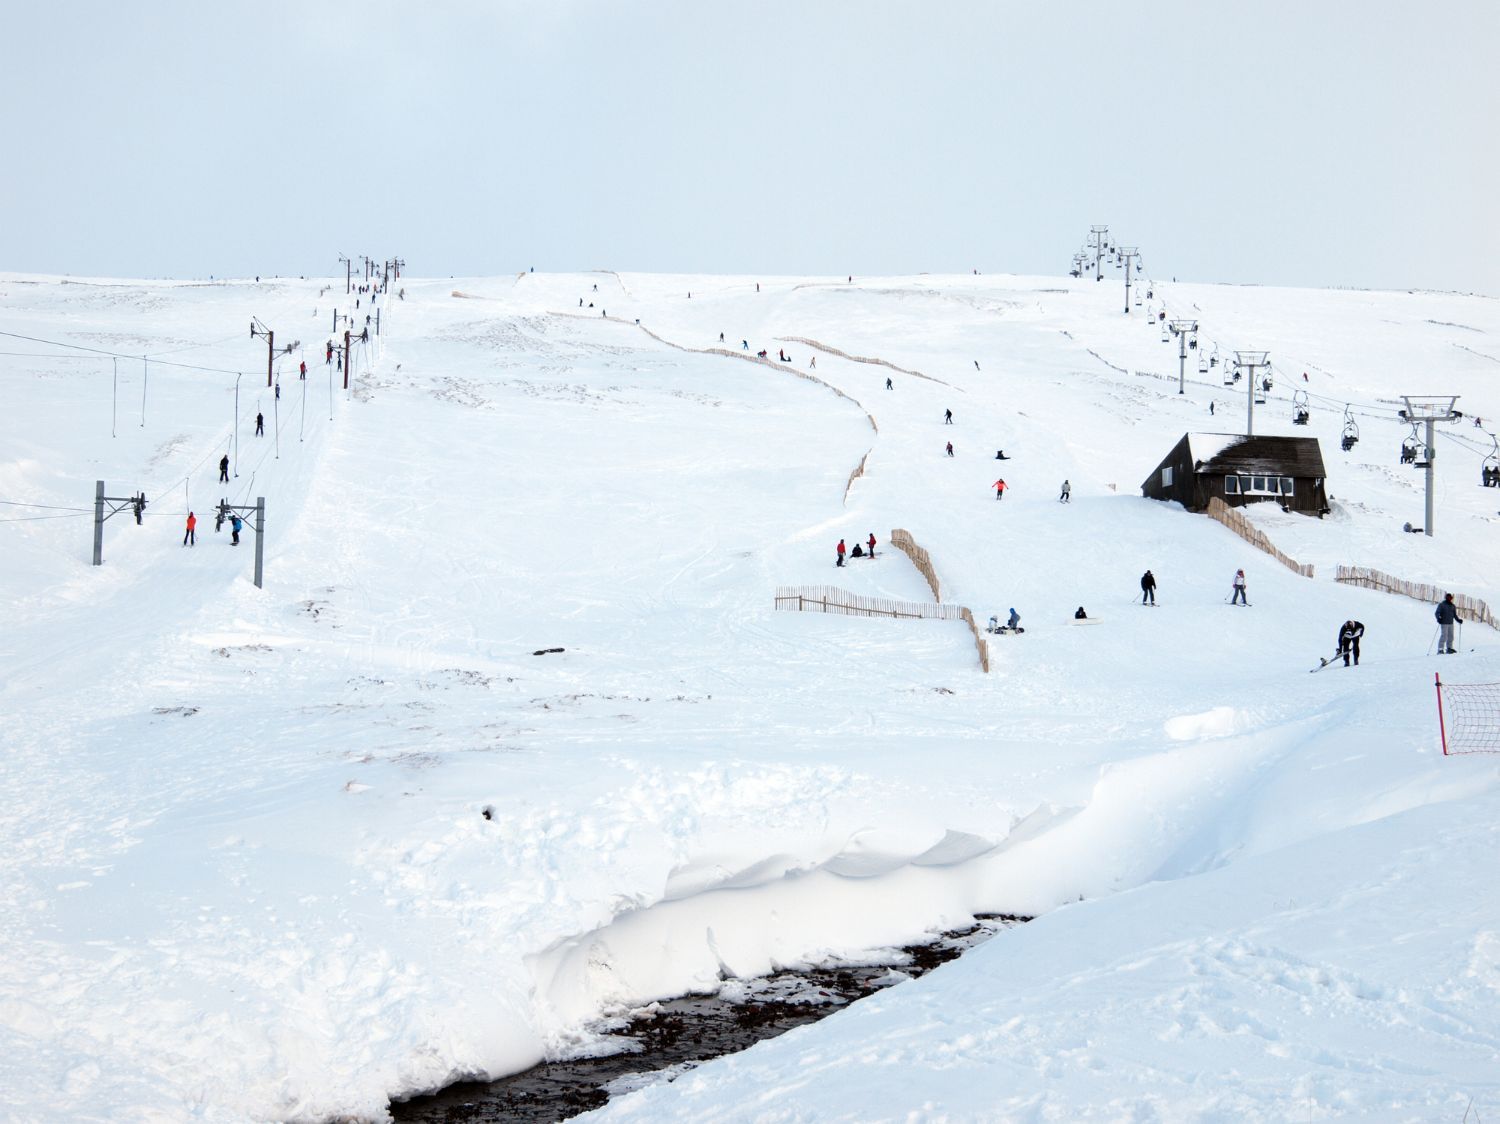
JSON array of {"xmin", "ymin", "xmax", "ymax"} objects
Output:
[
  {"xmin": 1338, "ymin": 619, "xmax": 1364, "ymax": 666},
  {"xmin": 995, "ymin": 450, "xmax": 1009, "ymax": 460},
  {"xmin": 992, "ymin": 478, "xmax": 1006, "ymax": 499},
  {"xmin": 867, "ymin": 533, "xmax": 876, "ymax": 557},
  {"xmin": 219, "ymin": 454, "xmax": 229, "ymax": 483},
  {"xmin": 1140, "ymin": 569, "xmax": 1156, "ymax": 604},
  {"xmin": 255, "ymin": 412, "xmax": 264, "ymax": 436},
  {"xmin": 183, "ymin": 511, "xmax": 196, "ymax": 547},
  {"xmin": 836, "ymin": 539, "xmax": 846, "ymax": 568},
  {"xmin": 1074, "ymin": 607, "xmax": 1088, "ymax": 620},
  {"xmin": 231, "ymin": 513, "xmax": 242, "ymax": 546},
  {"xmin": 944, "ymin": 408, "xmax": 953, "ymax": 424},
  {"xmin": 1008, "ymin": 607, "xmax": 1021, "ymax": 631},
  {"xmin": 1436, "ymin": 594, "xmax": 1462, "ymax": 654},
  {"xmin": 988, "ymin": 615, "xmax": 1000, "ymax": 633},
  {"xmin": 1059, "ymin": 479, "xmax": 1071, "ymax": 503},
  {"xmin": 1231, "ymin": 569, "xmax": 1247, "ymax": 605},
  {"xmin": 946, "ymin": 442, "xmax": 954, "ymax": 457}
]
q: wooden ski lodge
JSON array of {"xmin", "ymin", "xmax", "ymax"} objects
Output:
[{"xmin": 1141, "ymin": 433, "xmax": 1329, "ymax": 516}]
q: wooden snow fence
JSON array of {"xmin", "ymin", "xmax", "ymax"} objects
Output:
[
  {"xmin": 889, "ymin": 528, "xmax": 991, "ymax": 672},
  {"xmin": 1335, "ymin": 566, "xmax": 1499, "ymax": 630},
  {"xmin": 843, "ymin": 449, "xmax": 871, "ymax": 505},
  {"xmin": 776, "ymin": 336, "xmax": 955, "ymax": 388},
  {"xmin": 774, "ymin": 587, "xmax": 965, "ymax": 620},
  {"xmin": 1205, "ymin": 497, "xmax": 1315, "ymax": 578}
]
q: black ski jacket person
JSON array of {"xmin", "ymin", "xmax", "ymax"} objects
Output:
[
  {"xmin": 1338, "ymin": 620, "xmax": 1364, "ymax": 666},
  {"xmin": 1435, "ymin": 598, "xmax": 1461, "ymax": 625},
  {"xmin": 1140, "ymin": 570, "xmax": 1156, "ymax": 603}
]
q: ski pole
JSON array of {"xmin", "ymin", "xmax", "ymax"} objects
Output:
[{"xmin": 1427, "ymin": 626, "xmax": 1439, "ymax": 656}]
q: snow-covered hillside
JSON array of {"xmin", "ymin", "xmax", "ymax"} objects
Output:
[{"xmin": 2, "ymin": 268, "xmax": 1498, "ymax": 1122}]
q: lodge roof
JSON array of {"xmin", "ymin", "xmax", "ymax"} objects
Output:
[{"xmin": 1182, "ymin": 433, "xmax": 1327, "ymax": 478}]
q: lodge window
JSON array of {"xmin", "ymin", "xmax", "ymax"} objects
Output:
[
  {"xmin": 1161, "ymin": 466, "xmax": 1174, "ymax": 487},
  {"xmin": 1225, "ymin": 474, "xmax": 1294, "ymax": 496}
]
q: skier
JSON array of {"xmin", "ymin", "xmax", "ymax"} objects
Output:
[
  {"xmin": 743, "ymin": 340, "xmax": 749, "ymax": 350},
  {"xmin": 219, "ymin": 454, "xmax": 229, "ymax": 483},
  {"xmin": 183, "ymin": 511, "xmax": 196, "ymax": 547},
  {"xmin": 275, "ymin": 382, "xmax": 281, "ymax": 400},
  {"xmin": 946, "ymin": 441, "xmax": 954, "ymax": 457},
  {"xmin": 974, "ymin": 360, "xmax": 980, "ymax": 371},
  {"xmin": 885, "ymin": 377, "xmax": 893, "ymax": 390},
  {"xmin": 1140, "ymin": 569, "xmax": 1156, "ymax": 604},
  {"xmin": 1338, "ymin": 619, "xmax": 1364, "ymax": 666},
  {"xmin": 944, "ymin": 408, "xmax": 953, "ymax": 424},
  {"xmin": 867, "ymin": 532, "xmax": 877, "ymax": 557},
  {"xmin": 255, "ymin": 412, "xmax": 264, "ymax": 436},
  {"xmin": 231, "ymin": 513, "xmax": 242, "ymax": 546},
  {"xmin": 1231, "ymin": 569, "xmax": 1247, "ymax": 605},
  {"xmin": 1436, "ymin": 593, "xmax": 1462, "ymax": 654},
  {"xmin": 836, "ymin": 538, "xmax": 847, "ymax": 568},
  {"xmin": 992, "ymin": 478, "xmax": 1007, "ymax": 499},
  {"xmin": 1059, "ymin": 479, "xmax": 1071, "ymax": 503},
  {"xmin": 299, "ymin": 360, "xmax": 307, "ymax": 380},
  {"xmin": 326, "ymin": 341, "xmax": 333, "ymax": 364},
  {"xmin": 719, "ymin": 332, "xmax": 725, "ymax": 342},
  {"xmin": 810, "ymin": 356, "xmax": 816, "ymax": 369}
]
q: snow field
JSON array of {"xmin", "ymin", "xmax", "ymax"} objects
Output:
[{"xmin": 1, "ymin": 269, "xmax": 1498, "ymax": 1121}]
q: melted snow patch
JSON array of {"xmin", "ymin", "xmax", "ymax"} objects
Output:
[{"xmin": 1164, "ymin": 706, "xmax": 1250, "ymax": 741}]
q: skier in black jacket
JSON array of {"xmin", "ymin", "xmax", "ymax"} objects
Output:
[
  {"xmin": 1338, "ymin": 620, "xmax": 1364, "ymax": 666},
  {"xmin": 1436, "ymin": 594, "xmax": 1462, "ymax": 654},
  {"xmin": 1140, "ymin": 570, "xmax": 1156, "ymax": 604}
]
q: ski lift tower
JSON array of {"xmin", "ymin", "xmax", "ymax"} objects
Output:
[
  {"xmin": 1402, "ymin": 395, "xmax": 1461, "ymax": 537},
  {"xmin": 1236, "ymin": 350, "xmax": 1270, "ymax": 436},
  {"xmin": 1169, "ymin": 318, "xmax": 1198, "ymax": 395},
  {"xmin": 1118, "ymin": 246, "xmax": 1141, "ymax": 314},
  {"xmin": 1090, "ymin": 225, "xmax": 1109, "ymax": 281}
]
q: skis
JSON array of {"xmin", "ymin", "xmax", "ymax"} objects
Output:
[
  {"xmin": 987, "ymin": 626, "xmax": 1025, "ymax": 636},
  {"xmin": 1310, "ymin": 653, "xmax": 1344, "ymax": 672}
]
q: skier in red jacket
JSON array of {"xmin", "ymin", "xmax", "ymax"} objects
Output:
[
  {"xmin": 992, "ymin": 479, "xmax": 1007, "ymax": 500},
  {"xmin": 836, "ymin": 539, "xmax": 847, "ymax": 567}
]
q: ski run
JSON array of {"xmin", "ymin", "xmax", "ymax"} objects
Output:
[{"xmin": 2, "ymin": 268, "xmax": 1500, "ymax": 1122}]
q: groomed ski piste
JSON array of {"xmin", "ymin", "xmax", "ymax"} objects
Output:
[{"xmin": 2, "ymin": 267, "xmax": 1499, "ymax": 1122}]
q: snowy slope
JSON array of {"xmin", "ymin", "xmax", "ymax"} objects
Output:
[{"xmin": 1, "ymin": 269, "xmax": 1497, "ymax": 1122}]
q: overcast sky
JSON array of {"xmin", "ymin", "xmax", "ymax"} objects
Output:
[{"xmin": 2, "ymin": 0, "xmax": 1495, "ymax": 293}]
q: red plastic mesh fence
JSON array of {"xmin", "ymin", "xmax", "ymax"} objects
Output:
[{"xmin": 1436, "ymin": 674, "xmax": 1500, "ymax": 755}]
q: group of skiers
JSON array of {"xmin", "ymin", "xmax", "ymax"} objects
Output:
[{"xmin": 835, "ymin": 534, "xmax": 879, "ymax": 566}]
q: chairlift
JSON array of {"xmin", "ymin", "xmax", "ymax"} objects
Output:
[
  {"xmin": 1209, "ymin": 344, "xmax": 1219, "ymax": 368},
  {"xmin": 1340, "ymin": 407, "xmax": 1359, "ymax": 452},
  {"xmin": 1188, "ymin": 334, "xmax": 1198, "ymax": 350},
  {"xmin": 1482, "ymin": 435, "xmax": 1500, "ymax": 486},
  {"xmin": 1161, "ymin": 325, "xmax": 1170, "ymax": 343},
  {"xmin": 1223, "ymin": 363, "xmax": 1237, "ymax": 387},
  {"xmin": 1254, "ymin": 380, "xmax": 1267, "ymax": 405},
  {"xmin": 1292, "ymin": 389, "xmax": 1310, "ymax": 426},
  {"xmin": 1399, "ymin": 434, "xmax": 1420, "ymax": 464},
  {"xmin": 1198, "ymin": 354, "xmax": 1209, "ymax": 375}
]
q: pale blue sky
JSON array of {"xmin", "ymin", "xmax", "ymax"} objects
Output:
[{"xmin": 2, "ymin": 0, "xmax": 1495, "ymax": 292}]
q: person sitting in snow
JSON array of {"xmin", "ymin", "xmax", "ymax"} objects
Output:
[{"xmin": 1074, "ymin": 606, "xmax": 1088, "ymax": 619}]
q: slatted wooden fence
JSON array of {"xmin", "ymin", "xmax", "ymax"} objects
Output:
[
  {"xmin": 890, "ymin": 528, "xmax": 942, "ymax": 601},
  {"xmin": 774, "ymin": 586, "xmax": 965, "ymax": 620},
  {"xmin": 1335, "ymin": 566, "xmax": 1498, "ymax": 630},
  {"xmin": 1206, "ymin": 497, "xmax": 1314, "ymax": 578}
]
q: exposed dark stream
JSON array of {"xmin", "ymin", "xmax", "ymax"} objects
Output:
[{"xmin": 391, "ymin": 914, "xmax": 1027, "ymax": 1124}]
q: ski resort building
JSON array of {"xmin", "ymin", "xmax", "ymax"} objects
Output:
[{"xmin": 1141, "ymin": 433, "xmax": 1329, "ymax": 516}]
